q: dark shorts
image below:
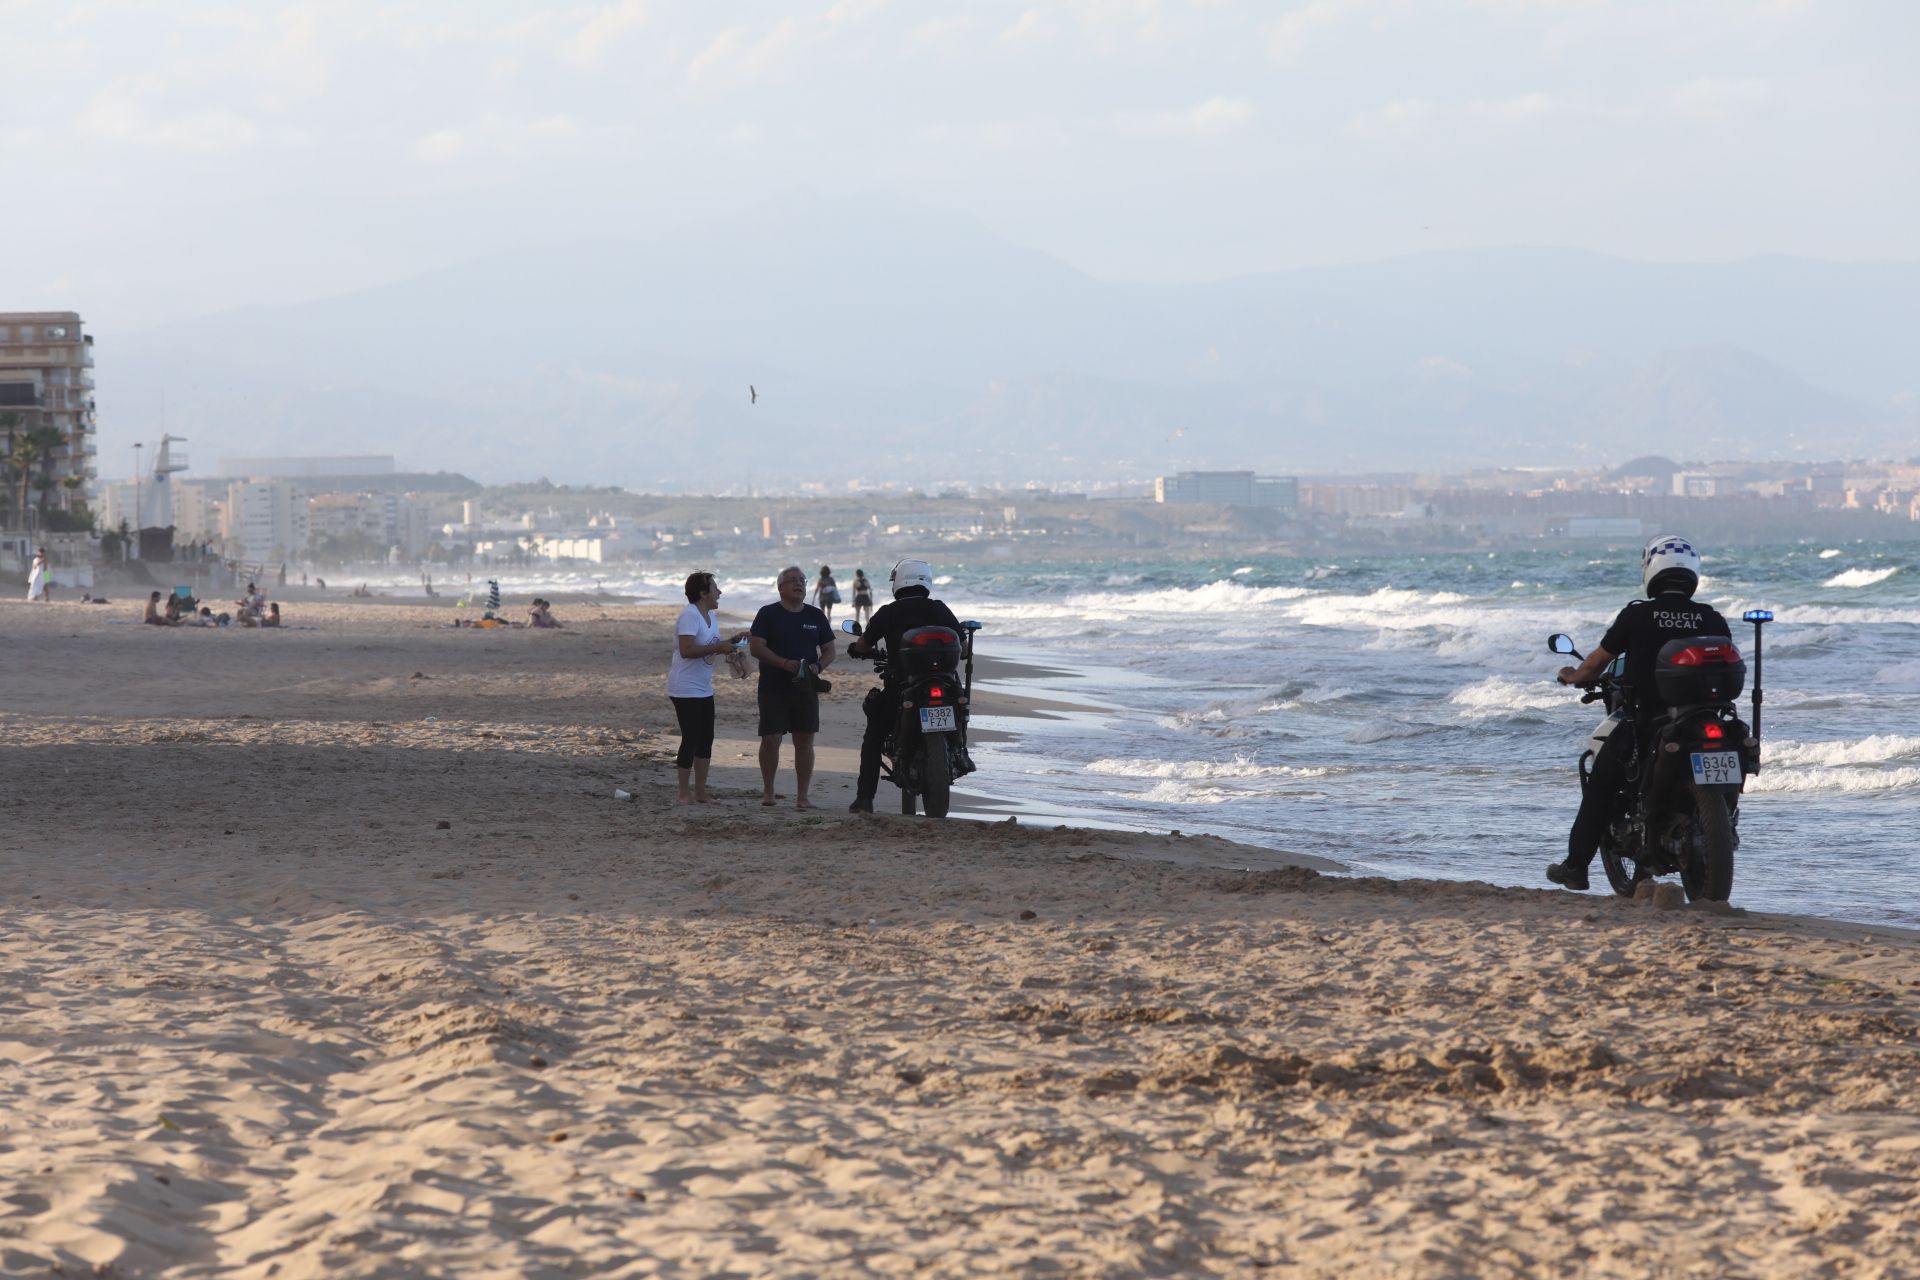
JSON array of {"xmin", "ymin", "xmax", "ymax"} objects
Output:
[{"xmin": 757, "ymin": 683, "xmax": 820, "ymax": 737}]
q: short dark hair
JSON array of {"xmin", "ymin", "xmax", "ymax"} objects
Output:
[{"xmin": 684, "ymin": 571, "xmax": 716, "ymax": 602}]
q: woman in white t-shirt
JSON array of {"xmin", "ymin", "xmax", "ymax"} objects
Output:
[{"xmin": 669, "ymin": 571, "xmax": 750, "ymax": 805}]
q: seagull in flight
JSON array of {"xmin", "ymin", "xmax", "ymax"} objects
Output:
[
  {"xmin": 749, "ymin": 385, "xmax": 757, "ymax": 404},
  {"xmin": 1166, "ymin": 427, "xmax": 1186, "ymax": 443}
]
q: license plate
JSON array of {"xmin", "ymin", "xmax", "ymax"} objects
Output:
[
  {"xmin": 918, "ymin": 706, "xmax": 957, "ymax": 734},
  {"xmin": 1690, "ymin": 751, "xmax": 1742, "ymax": 785}
]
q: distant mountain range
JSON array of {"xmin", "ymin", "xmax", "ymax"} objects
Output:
[{"xmin": 106, "ymin": 192, "xmax": 1920, "ymax": 486}]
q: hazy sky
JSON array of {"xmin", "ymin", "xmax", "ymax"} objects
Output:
[{"xmin": 3, "ymin": 0, "xmax": 1914, "ymax": 330}]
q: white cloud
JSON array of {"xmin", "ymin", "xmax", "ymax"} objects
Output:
[
  {"xmin": 569, "ymin": 0, "xmax": 650, "ymax": 67},
  {"xmin": 1265, "ymin": 0, "xmax": 1369, "ymax": 62},
  {"xmin": 78, "ymin": 90, "xmax": 262, "ymax": 152},
  {"xmin": 685, "ymin": 19, "xmax": 809, "ymax": 87},
  {"xmin": 1344, "ymin": 97, "xmax": 1437, "ymax": 141},
  {"xmin": 415, "ymin": 129, "xmax": 467, "ymax": 163},
  {"xmin": 1115, "ymin": 94, "xmax": 1253, "ymax": 139}
]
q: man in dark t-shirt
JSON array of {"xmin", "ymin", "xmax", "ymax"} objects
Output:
[
  {"xmin": 748, "ymin": 565, "xmax": 837, "ymax": 810},
  {"xmin": 846, "ymin": 557, "xmax": 963, "ymax": 812},
  {"xmin": 1546, "ymin": 535, "xmax": 1732, "ymax": 891}
]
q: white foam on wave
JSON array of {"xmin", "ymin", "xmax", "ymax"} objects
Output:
[
  {"xmin": 964, "ymin": 579, "xmax": 1312, "ymax": 627},
  {"xmin": 1088, "ymin": 756, "xmax": 1336, "ymax": 781},
  {"xmin": 1446, "ymin": 676, "xmax": 1566, "ymax": 716},
  {"xmin": 1133, "ymin": 779, "xmax": 1239, "ymax": 805},
  {"xmin": 1764, "ymin": 735, "xmax": 1920, "ymax": 768},
  {"xmin": 1819, "ymin": 548, "xmax": 1842, "ymax": 559},
  {"xmin": 1283, "ymin": 587, "xmax": 1471, "ymax": 630},
  {"xmin": 1824, "ymin": 566, "xmax": 1900, "ymax": 589},
  {"xmin": 1746, "ymin": 766, "xmax": 1920, "ymax": 795},
  {"xmin": 1231, "ymin": 565, "xmax": 1256, "ymax": 577}
]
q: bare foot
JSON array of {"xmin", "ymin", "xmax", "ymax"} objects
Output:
[
  {"xmin": 674, "ymin": 795, "xmax": 695, "ymax": 807},
  {"xmin": 761, "ymin": 796, "xmax": 777, "ymax": 807},
  {"xmin": 795, "ymin": 798, "xmax": 814, "ymax": 811}
]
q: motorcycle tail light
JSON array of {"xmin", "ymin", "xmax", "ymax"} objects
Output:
[
  {"xmin": 1702, "ymin": 722, "xmax": 1724, "ymax": 741},
  {"xmin": 1670, "ymin": 642, "xmax": 1741, "ymax": 667},
  {"xmin": 929, "ymin": 686, "xmax": 944, "ymax": 700}
]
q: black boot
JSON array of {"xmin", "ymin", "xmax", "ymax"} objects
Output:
[{"xmin": 1546, "ymin": 861, "xmax": 1590, "ymax": 891}]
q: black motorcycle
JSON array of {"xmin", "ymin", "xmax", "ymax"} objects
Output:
[
  {"xmin": 842, "ymin": 618, "xmax": 983, "ymax": 818},
  {"xmin": 1548, "ymin": 609, "xmax": 1772, "ymax": 902}
]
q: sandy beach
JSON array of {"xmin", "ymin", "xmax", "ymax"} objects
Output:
[{"xmin": 2, "ymin": 593, "xmax": 1918, "ymax": 1278}]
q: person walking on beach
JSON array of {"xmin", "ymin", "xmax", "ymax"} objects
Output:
[
  {"xmin": 25, "ymin": 547, "xmax": 50, "ymax": 602},
  {"xmin": 748, "ymin": 566, "xmax": 837, "ymax": 810},
  {"xmin": 851, "ymin": 568, "xmax": 874, "ymax": 628},
  {"xmin": 669, "ymin": 572, "xmax": 750, "ymax": 806},
  {"xmin": 812, "ymin": 566, "xmax": 840, "ymax": 624}
]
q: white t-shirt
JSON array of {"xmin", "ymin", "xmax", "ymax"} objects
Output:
[{"xmin": 668, "ymin": 602, "xmax": 721, "ymax": 698}]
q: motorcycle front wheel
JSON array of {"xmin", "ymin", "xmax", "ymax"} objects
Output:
[
  {"xmin": 1679, "ymin": 785, "xmax": 1736, "ymax": 903},
  {"xmin": 922, "ymin": 741, "xmax": 952, "ymax": 818},
  {"xmin": 1598, "ymin": 826, "xmax": 1651, "ymax": 899}
]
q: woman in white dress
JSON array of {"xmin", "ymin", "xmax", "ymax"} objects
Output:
[
  {"xmin": 669, "ymin": 571, "xmax": 751, "ymax": 805},
  {"xmin": 25, "ymin": 547, "xmax": 50, "ymax": 602}
]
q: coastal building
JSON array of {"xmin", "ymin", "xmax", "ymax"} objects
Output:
[
  {"xmin": 1154, "ymin": 471, "xmax": 1299, "ymax": 509},
  {"xmin": 0, "ymin": 311, "xmax": 98, "ymax": 533},
  {"xmin": 101, "ymin": 478, "xmax": 216, "ymax": 542},
  {"xmin": 307, "ymin": 492, "xmax": 435, "ymax": 558},
  {"xmin": 223, "ymin": 479, "xmax": 309, "ymax": 564}
]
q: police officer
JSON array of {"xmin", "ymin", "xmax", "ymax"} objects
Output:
[
  {"xmin": 846, "ymin": 557, "xmax": 963, "ymax": 813},
  {"xmin": 1547, "ymin": 534, "xmax": 1732, "ymax": 890}
]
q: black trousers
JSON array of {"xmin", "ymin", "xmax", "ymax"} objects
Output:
[
  {"xmin": 1568, "ymin": 727, "xmax": 1633, "ymax": 869},
  {"xmin": 671, "ymin": 695, "xmax": 716, "ymax": 769},
  {"xmin": 856, "ymin": 688, "xmax": 897, "ymax": 803}
]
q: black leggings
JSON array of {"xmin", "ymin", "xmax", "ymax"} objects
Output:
[{"xmin": 671, "ymin": 695, "xmax": 716, "ymax": 769}]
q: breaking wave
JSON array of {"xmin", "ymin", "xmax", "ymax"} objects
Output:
[{"xmin": 1824, "ymin": 567, "xmax": 1900, "ymax": 588}]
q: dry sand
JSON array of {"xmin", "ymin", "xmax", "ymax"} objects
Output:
[{"xmin": 2, "ymin": 595, "xmax": 1917, "ymax": 1277}]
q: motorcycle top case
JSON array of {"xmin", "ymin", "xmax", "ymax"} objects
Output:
[
  {"xmin": 898, "ymin": 626, "xmax": 962, "ymax": 676},
  {"xmin": 1654, "ymin": 635, "xmax": 1746, "ymax": 706}
]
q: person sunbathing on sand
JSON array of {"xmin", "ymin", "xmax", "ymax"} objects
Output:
[
  {"xmin": 144, "ymin": 592, "xmax": 168, "ymax": 626},
  {"xmin": 263, "ymin": 603, "xmax": 282, "ymax": 628}
]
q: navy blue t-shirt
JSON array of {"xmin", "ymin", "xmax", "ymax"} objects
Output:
[{"xmin": 750, "ymin": 601, "xmax": 832, "ymax": 692}]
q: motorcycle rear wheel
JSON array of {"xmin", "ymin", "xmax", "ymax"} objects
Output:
[
  {"xmin": 1679, "ymin": 785, "xmax": 1736, "ymax": 903},
  {"xmin": 922, "ymin": 742, "xmax": 953, "ymax": 819}
]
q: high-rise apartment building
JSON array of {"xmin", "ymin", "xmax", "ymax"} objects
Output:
[
  {"xmin": 223, "ymin": 480, "xmax": 309, "ymax": 564},
  {"xmin": 0, "ymin": 311, "xmax": 98, "ymax": 531}
]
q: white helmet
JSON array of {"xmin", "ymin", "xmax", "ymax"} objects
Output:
[
  {"xmin": 889, "ymin": 557, "xmax": 934, "ymax": 597},
  {"xmin": 1641, "ymin": 534, "xmax": 1702, "ymax": 596}
]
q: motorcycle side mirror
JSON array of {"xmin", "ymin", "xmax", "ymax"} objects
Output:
[
  {"xmin": 1547, "ymin": 633, "xmax": 1578, "ymax": 655},
  {"xmin": 960, "ymin": 620, "xmax": 982, "ymax": 632},
  {"xmin": 840, "ymin": 620, "xmax": 862, "ymax": 636}
]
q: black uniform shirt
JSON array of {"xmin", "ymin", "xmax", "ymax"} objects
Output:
[
  {"xmin": 1600, "ymin": 592, "xmax": 1732, "ymax": 715},
  {"xmin": 862, "ymin": 595, "xmax": 962, "ymax": 686}
]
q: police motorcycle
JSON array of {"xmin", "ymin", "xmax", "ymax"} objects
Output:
[
  {"xmin": 1547, "ymin": 610, "xmax": 1772, "ymax": 902},
  {"xmin": 840, "ymin": 617, "xmax": 984, "ymax": 818}
]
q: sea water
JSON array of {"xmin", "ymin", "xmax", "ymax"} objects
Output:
[{"xmin": 401, "ymin": 544, "xmax": 1920, "ymax": 928}]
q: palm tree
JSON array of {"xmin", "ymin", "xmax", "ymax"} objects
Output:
[{"xmin": 7, "ymin": 433, "xmax": 40, "ymax": 534}]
